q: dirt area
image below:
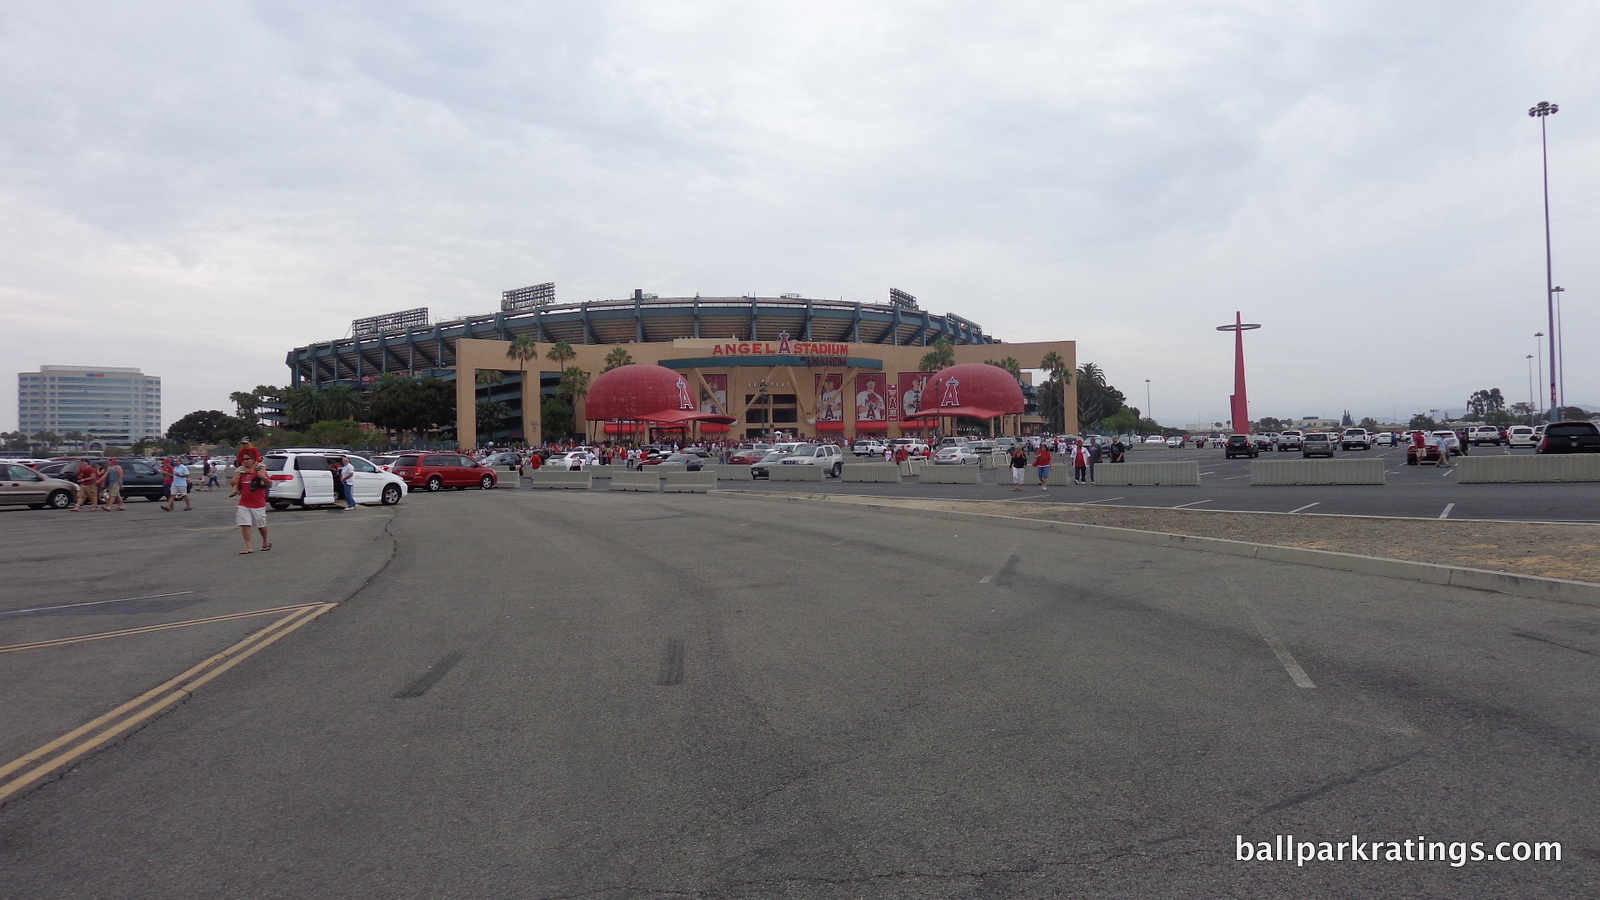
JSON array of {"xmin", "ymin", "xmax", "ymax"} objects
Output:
[{"xmin": 807, "ymin": 496, "xmax": 1600, "ymax": 584}]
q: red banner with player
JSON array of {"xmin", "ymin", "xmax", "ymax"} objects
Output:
[
  {"xmin": 855, "ymin": 374, "xmax": 888, "ymax": 430},
  {"xmin": 815, "ymin": 373, "xmax": 844, "ymax": 431}
]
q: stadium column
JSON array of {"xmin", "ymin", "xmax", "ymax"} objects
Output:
[{"xmin": 456, "ymin": 366, "xmax": 477, "ymax": 451}]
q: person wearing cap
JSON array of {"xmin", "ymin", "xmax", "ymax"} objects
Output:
[{"xmin": 236, "ymin": 439, "xmax": 261, "ymax": 470}]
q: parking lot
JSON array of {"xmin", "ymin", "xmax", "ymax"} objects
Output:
[
  {"xmin": 728, "ymin": 445, "xmax": 1600, "ymax": 523},
  {"xmin": 1, "ymin": 487, "xmax": 1597, "ymax": 898}
]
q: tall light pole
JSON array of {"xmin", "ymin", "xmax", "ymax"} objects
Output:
[
  {"xmin": 1553, "ymin": 285, "xmax": 1566, "ymax": 413},
  {"xmin": 1526, "ymin": 354, "xmax": 1536, "ymax": 424},
  {"xmin": 1529, "ymin": 100, "xmax": 1559, "ymax": 415},
  {"xmin": 1144, "ymin": 379, "xmax": 1152, "ymax": 431},
  {"xmin": 1534, "ymin": 331, "xmax": 1545, "ymax": 420}
]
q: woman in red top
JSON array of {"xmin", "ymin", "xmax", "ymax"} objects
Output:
[
  {"xmin": 231, "ymin": 462, "xmax": 272, "ymax": 553},
  {"xmin": 1033, "ymin": 445, "xmax": 1053, "ymax": 491}
]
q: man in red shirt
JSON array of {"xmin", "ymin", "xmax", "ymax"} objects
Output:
[{"xmin": 231, "ymin": 461, "xmax": 272, "ymax": 553}]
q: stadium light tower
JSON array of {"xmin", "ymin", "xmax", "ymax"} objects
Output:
[
  {"xmin": 1529, "ymin": 100, "xmax": 1559, "ymax": 414},
  {"xmin": 1216, "ymin": 311, "xmax": 1262, "ymax": 435}
]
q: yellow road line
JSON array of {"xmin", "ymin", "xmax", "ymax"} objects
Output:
[
  {"xmin": 0, "ymin": 603, "xmax": 336, "ymax": 805},
  {"xmin": 0, "ymin": 604, "xmax": 317, "ymax": 654}
]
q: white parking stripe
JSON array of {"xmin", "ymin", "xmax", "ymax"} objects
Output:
[
  {"xmin": 1287, "ymin": 502, "xmax": 1320, "ymax": 514},
  {"xmin": 1226, "ymin": 575, "xmax": 1315, "ymax": 689},
  {"xmin": 1078, "ymin": 497, "xmax": 1125, "ymax": 505},
  {"xmin": 1171, "ymin": 499, "xmax": 1213, "ymax": 509},
  {"xmin": 979, "ymin": 548, "xmax": 1018, "ymax": 584},
  {"xmin": 1439, "ymin": 503, "xmax": 1454, "ymax": 519}
]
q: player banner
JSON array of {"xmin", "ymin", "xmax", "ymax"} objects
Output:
[
  {"xmin": 815, "ymin": 374, "xmax": 844, "ymax": 427},
  {"xmin": 698, "ymin": 374, "xmax": 727, "ymax": 414},
  {"xmin": 855, "ymin": 374, "xmax": 888, "ymax": 430}
]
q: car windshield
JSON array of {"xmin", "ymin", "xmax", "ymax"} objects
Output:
[
  {"xmin": 760, "ymin": 451, "xmax": 789, "ymax": 462},
  {"xmin": 791, "ymin": 446, "xmax": 818, "ymax": 457}
]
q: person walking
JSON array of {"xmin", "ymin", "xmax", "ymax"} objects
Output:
[
  {"xmin": 1435, "ymin": 431, "xmax": 1453, "ymax": 468},
  {"xmin": 1071, "ymin": 440, "xmax": 1090, "ymax": 485},
  {"xmin": 1086, "ymin": 439, "xmax": 1102, "ymax": 484},
  {"xmin": 102, "ymin": 459, "xmax": 126, "ymax": 510},
  {"xmin": 1034, "ymin": 443, "xmax": 1053, "ymax": 491},
  {"xmin": 1008, "ymin": 445, "xmax": 1027, "ymax": 491},
  {"xmin": 163, "ymin": 458, "xmax": 192, "ymax": 511},
  {"xmin": 231, "ymin": 462, "xmax": 271, "ymax": 553},
  {"xmin": 338, "ymin": 455, "xmax": 357, "ymax": 509},
  {"xmin": 71, "ymin": 458, "xmax": 98, "ymax": 511}
]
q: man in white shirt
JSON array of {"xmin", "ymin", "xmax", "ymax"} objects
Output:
[
  {"xmin": 164, "ymin": 460, "xmax": 192, "ymax": 511},
  {"xmin": 338, "ymin": 457, "xmax": 357, "ymax": 509}
]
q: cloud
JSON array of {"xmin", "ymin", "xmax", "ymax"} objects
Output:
[{"xmin": 3, "ymin": 1, "xmax": 1599, "ymax": 431}]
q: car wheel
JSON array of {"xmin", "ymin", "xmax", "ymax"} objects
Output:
[
  {"xmin": 270, "ymin": 500, "xmax": 292, "ymax": 511},
  {"xmin": 381, "ymin": 484, "xmax": 402, "ymax": 505},
  {"xmin": 831, "ymin": 463, "xmax": 842, "ymax": 478},
  {"xmin": 46, "ymin": 489, "xmax": 73, "ymax": 509},
  {"xmin": 480, "ymin": 475, "xmax": 494, "ymax": 490},
  {"xmin": 426, "ymin": 476, "xmax": 443, "ymax": 492},
  {"xmin": 146, "ymin": 495, "xmax": 164, "ymax": 502}
]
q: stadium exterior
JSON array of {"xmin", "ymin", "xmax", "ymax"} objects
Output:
[{"xmin": 285, "ymin": 291, "xmax": 1076, "ymax": 447}]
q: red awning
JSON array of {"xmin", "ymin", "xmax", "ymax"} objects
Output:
[
  {"xmin": 854, "ymin": 420, "xmax": 888, "ymax": 431},
  {"xmin": 816, "ymin": 420, "xmax": 845, "ymax": 432}
]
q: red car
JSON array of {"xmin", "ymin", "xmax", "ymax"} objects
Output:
[
  {"xmin": 390, "ymin": 453, "xmax": 499, "ymax": 492},
  {"xmin": 727, "ymin": 445, "xmax": 772, "ymax": 465}
]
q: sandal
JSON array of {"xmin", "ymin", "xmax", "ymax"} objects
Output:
[
  {"xmin": 261, "ymin": 543, "xmax": 272, "ymax": 552},
  {"xmin": 239, "ymin": 549, "xmax": 253, "ymax": 554}
]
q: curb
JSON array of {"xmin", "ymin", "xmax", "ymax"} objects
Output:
[{"xmin": 713, "ymin": 491, "xmax": 1600, "ymax": 609}]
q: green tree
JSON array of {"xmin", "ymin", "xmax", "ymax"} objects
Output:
[
  {"xmin": 983, "ymin": 357, "xmax": 1023, "ymax": 382},
  {"xmin": 546, "ymin": 339, "xmax": 577, "ymax": 370},
  {"xmin": 167, "ymin": 410, "xmax": 232, "ymax": 444},
  {"xmin": 1037, "ymin": 351, "xmax": 1071, "ymax": 432},
  {"xmin": 229, "ymin": 390, "xmax": 261, "ymax": 420},
  {"xmin": 319, "ymin": 384, "xmax": 365, "ymax": 421},
  {"xmin": 602, "ymin": 346, "xmax": 634, "ymax": 372},
  {"xmin": 559, "ymin": 366, "xmax": 591, "ymax": 403},
  {"xmin": 1465, "ymin": 388, "xmax": 1506, "ymax": 422},
  {"xmin": 506, "ymin": 335, "xmax": 540, "ymax": 426},
  {"xmin": 365, "ymin": 375, "xmax": 455, "ymax": 439},
  {"xmin": 0, "ymin": 431, "xmax": 27, "ymax": 451},
  {"xmin": 1358, "ymin": 417, "xmax": 1380, "ymax": 431},
  {"xmin": 1556, "ymin": 405, "xmax": 1592, "ymax": 421},
  {"xmin": 62, "ymin": 431, "xmax": 88, "ymax": 451},
  {"xmin": 541, "ymin": 394, "xmax": 574, "ymax": 437},
  {"xmin": 477, "ymin": 400, "xmax": 512, "ymax": 435},
  {"xmin": 32, "ymin": 431, "xmax": 61, "ymax": 451},
  {"xmin": 918, "ymin": 338, "xmax": 955, "ymax": 373},
  {"xmin": 476, "ymin": 370, "xmax": 504, "ymax": 387},
  {"xmin": 1408, "ymin": 412, "xmax": 1438, "ymax": 430},
  {"xmin": 1072, "ymin": 362, "xmax": 1125, "ymax": 432},
  {"xmin": 1102, "ymin": 407, "xmax": 1139, "ymax": 434},
  {"xmin": 303, "ymin": 419, "xmax": 367, "ymax": 448}
]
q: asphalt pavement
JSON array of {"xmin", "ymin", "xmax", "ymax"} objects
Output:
[
  {"xmin": 1, "ymin": 487, "xmax": 1597, "ymax": 898},
  {"xmin": 734, "ymin": 445, "xmax": 1600, "ymax": 523}
]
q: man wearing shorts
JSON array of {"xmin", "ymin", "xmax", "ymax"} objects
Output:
[
  {"xmin": 72, "ymin": 459, "xmax": 99, "ymax": 510},
  {"xmin": 232, "ymin": 462, "xmax": 271, "ymax": 553},
  {"xmin": 102, "ymin": 460, "xmax": 126, "ymax": 511},
  {"xmin": 163, "ymin": 458, "xmax": 192, "ymax": 511},
  {"xmin": 1034, "ymin": 444, "xmax": 1053, "ymax": 491}
]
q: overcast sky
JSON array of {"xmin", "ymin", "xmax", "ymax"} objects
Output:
[{"xmin": 4, "ymin": 1, "xmax": 1598, "ymax": 431}]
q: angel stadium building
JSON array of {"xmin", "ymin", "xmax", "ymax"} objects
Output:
[{"xmin": 284, "ymin": 285, "xmax": 1077, "ymax": 447}]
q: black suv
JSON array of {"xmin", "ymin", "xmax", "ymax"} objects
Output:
[
  {"xmin": 37, "ymin": 457, "xmax": 175, "ymax": 501},
  {"xmin": 1224, "ymin": 435, "xmax": 1258, "ymax": 459}
]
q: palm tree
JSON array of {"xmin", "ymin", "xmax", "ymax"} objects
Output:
[
  {"xmin": 230, "ymin": 390, "xmax": 260, "ymax": 421},
  {"xmin": 476, "ymin": 400, "xmax": 512, "ymax": 435},
  {"xmin": 985, "ymin": 357, "xmax": 1023, "ymax": 382},
  {"xmin": 476, "ymin": 370, "xmax": 504, "ymax": 387},
  {"xmin": 64, "ymin": 431, "xmax": 88, "ymax": 451},
  {"xmin": 33, "ymin": 431, "xmax": 60, "ymax": 451},
  {"xmin": 281, "ymin": 385, "xmax": 320, "ymax": 429},
  {"xmin": 318, "ymin": 384, "xmax": 365, "ymax": 421},
  {"xmin": 546, "ymin": 339, "xmax": 576, "ymax": 371},
  {"xmin": 558, "ymin": 366, "xmax": 591, "ymax": 403},
  {"xmin": 1038, "ymin": 351, "xmax": 1071, "ymax": 433},
  {"xmin": 918, "ymin": 338, "xmax": 955, "ymax": 373},
  {"xmin": 602, "ymin": 346, "xmax": 634, "ymax": 372}
]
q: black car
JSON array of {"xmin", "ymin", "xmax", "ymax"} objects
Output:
[
  {"xmin": 37, "ymin": 457, "xmax": 175, "ymax": 501},
  {"xmin": 1224, "ymin": 435, "xmax": 1258, "ymax": 459},
  {"xmin": 1537, "ymin": 421, "xmax": 1600, "ymax": 454}
]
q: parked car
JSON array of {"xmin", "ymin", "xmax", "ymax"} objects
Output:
[
  {"xmin": 0, "ymin": 463, "xmax": 78, "ymax": 509},
  {"xmin": 933, "ymin": 444, "xmax": 981, "ymax": 465},
  {"xmin": 1301, "ymin": 433, "xmax": 1336, "ymax": 458},
  {"xmin": 1466, "ymin": 425, "xmax": 1504, "ymax": 446},
  {"xmin": 1537, "ymin": 421, "xmax": 1600, "ymax": 454},
  {"xmin": 851, "ymin": 439, "xmax": 887, "ymax": 457},
  {"xmin": 1277, "ymin": 430, "xmax": 1304, "ymax": 451},
  {"xmin": 1505, "ymin": 425, "xmax": 1537, "ymax": 448},
  {"xmin": 728, "ymin": 444, "xmax": 772, "ymax": 465},
  {"xmin": 888, "ymin": 437, "xmax": 930, "ymax": 458},
  {"xmin": 1225, "ymin": 435, "xmax": 1258, "ymax": 459},
  {"xmin": 653, "ymin": 453, "xmax": 706, "ymax": 471},
  {"xmin": 1166, "ymin": 435, "xmax": 1186, "ymax": 449},
  {"xmin": 266, "ymin": 449, "xmax": 409, "ymax": 508},
  {"xmin": 779, "ymin": 443, "xmax": 845, "ymax": 477},
  {"xmin": 1251, "ymin": 434, "xmax": 1275, "ymax": 451},
  {"xmin": 750, "ymin": 449, "xmax": 794, "ymax": 479},
  {"xmin": 481, "ymin": 451, "xmax": 521, "ymax": 467},
  {"xmin": 1339, "ymin": 428, "xmax": 1371, "ymax": 451},
  {"xmin": 372, "ymin": 454, "xmax": 400, "ymax": 472},
  {"xmin": 545, "ymin": 451, "xmax": 598, "ymax": 471},
  {"xmin": 1374, "ymin": 432, "xmax": 1397, "ymax": 446},
  {"xmin": 1143, "ymin": 435, "xmax": 1167, "ymax": 444},
  {"xmin": 387, "ymin": 451, "xmax": 496, "ymax": 494}
]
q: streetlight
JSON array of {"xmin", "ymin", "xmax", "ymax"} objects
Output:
[
  {"xmin": 1534, "ymin": 332, "xmax": 1545, "ymax": 420},
  {"xmin": 1529, "ymin": 100, "xmax": 1559, "ymax": 415},
  {"xmin": 1553, "ymin": 286, "xmax": 1566, "ymax": 413},
  {"xmin": 1526, "ymin": 354, "xmax": 1536, "ymax": 424},
  {"xmin": 1144, "ymin": 379, "xmax": 1152, "ymax": 431}
]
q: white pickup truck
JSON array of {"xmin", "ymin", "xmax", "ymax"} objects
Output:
[{"xmin": 1339, "ymin": 428, "xmax": 1371, "ymax": 451}]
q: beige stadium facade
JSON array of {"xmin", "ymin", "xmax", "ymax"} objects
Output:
[{"xmin": 451, "ymin": 336, "xmax": 1077, "ymax": 449}]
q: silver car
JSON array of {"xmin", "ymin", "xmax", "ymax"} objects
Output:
[{"xmin": 0, "ymin": 463, "xmax": 78, "ymax": 509}]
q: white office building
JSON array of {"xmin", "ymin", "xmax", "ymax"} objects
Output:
[{"xmin": 17, "ymin": 365, "xmax": 163, "ymax": 447}]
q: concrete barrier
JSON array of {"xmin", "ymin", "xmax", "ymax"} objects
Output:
[
  {"xmin": 918, "ymin": 465, "xmax": 983, "ymax": 484},
  {"xmin": 1457, "ymin": 454, "xmax": 1600, "ymax": 483},
  {"xmin": 842, "ymin": 464, "xmax": 902, "ymax": 483},
  {"xmin": 523, "ymin": 471, "xmax": 594, "ymax": 490},
  {"xmin": 607, "ymin": 471, "xmax": 660, "ymax": 492},
  {"xmin": 898, "ymin": 460, "xmax": 926, "ymax": 476},
  {"xmin": 711, "ymin": 464, "xmax": 755, "ymax": 481},
  {"xmin": 662, "ymin": 470, "xmax": 716, "ymax": 492},
  {"xmin": 1093, "ymin": 461, "xmax": 1202, "ymax": 486},
  {"xmin": 1250, "ymin": 458, "xmax": 1385, "ymax": 485},
  {"xmin": 768, "ymin": 465, "xmax": 825, "ymax": 482}
]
